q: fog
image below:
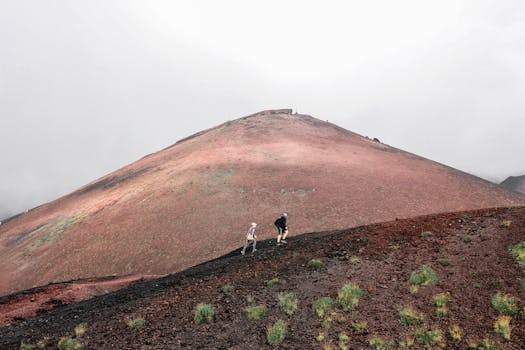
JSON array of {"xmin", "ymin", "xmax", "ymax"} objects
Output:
[{"xmin": 1, "ymin": 1, "xmax": 524, "ymax": 219}]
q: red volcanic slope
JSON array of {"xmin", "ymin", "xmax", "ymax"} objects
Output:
[
  {"xmin": 1, "ymin": 109, "xmax": 524, "ymax": 296},
  {"xmin": 501, "ymin": 175, "xmax": 525, "ymax": 195}
]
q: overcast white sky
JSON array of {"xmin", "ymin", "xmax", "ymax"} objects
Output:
[{"xmin": 1, "ymin": 0, "xmax": 524, "ymax": 219}]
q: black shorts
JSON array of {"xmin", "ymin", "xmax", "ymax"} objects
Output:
[{"xmin": 276, "ymin": 226, "xmax": 286, "ymax": 235}]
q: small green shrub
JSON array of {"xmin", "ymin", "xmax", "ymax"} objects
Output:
[
  {"xmin": 468, "ymin": 342, "xmax": 478, "ymax": 349},
  {"xmin": 194, "ymin": 303, "xmax": 215, "ymax": 324},
  {"xmin": 494, "ymin": 315, "xmax": 511, "ymax": 340},
  {"xmin": 246, "ymin": 295, "xmax": 255, "ymax": 305},
  {"xmin": 369, "ymin": 337, "xmax": 389, "ymax": 350},
  {"xmin": 414, "ymin": 327, "xmax": 442, "ymax": 348},
  {"xmin": 338, "ymin": 283, "xmax": 366, "ymax": 311},
  {"xmin": 500, "ymin": 220, "xmax": 512, "ymax": 228},
  {"xmin": 339, "ymin": 332, "xmax": 350, "ymax": 350},
  {"xmin": 508, "ymin": 242, "xmax": 525, "ymax": 268},
  {"xmin": 334, "ymin": 312, "xmax": 346, "ymax": 324},
  {"xmin": 491, "ymin": 293, "xmax": 518, "ymax": 317},
  {"xmin": 352, "ymin": 321, "xmax": 367, "ymax": 333},
  {"xmin": 399, "ymin": 307, "xmax": 425, "ymax": 326},
  {"xmin": 449, "ymin": 325, "xmax": 462, "ymax": 341},
  {"xmin": 74, "ymin": 324, "xmax": 87, "ymax": 337},
  {"xmin": 432, "ymin": 293, "xmax": 450, "ymax": 317},
  {"xmin": 438, "ymin": 259, "xmax": 452, "ymax": 267},
  {"xmin": 350, "ymin": 256, "xmax": 362, "ymax": 264},
  {"xmin": 432, "ymin": 293, "xmax": 450, "ymax": 307},
  {"xmin": 312, "ymin": 297, "xmax": 335, "ymax": 318},
  {"xmin": 409, "ymin": 265, "xmax": 438, "ymax": 287},
  {"xmin": 479, "ymin": 338, "xmax": 497, "ymax": 350},
  {"xmin": 421, "ymin": 231, "xmax": 432, "ymax": 239},
  {"xmin": 36, "ymin": 337, "xmax": 50, "ymax": 348},
  {"xmin": 127, "ymin": 317, "xmax": 146, "ymax": 330},
  {"xmin": 474, "ymin": 283, "xmax": 481, "ymax": 289},
  {"xmin": 307, "ymin": 259, "xmax": 324, "ymax": 270},
  {"xmin": 320, "ymin": 315, "xmax": 332, "ymax": 329},
  {"xmin": 267, "ymin": 319, "xmax": 287, "ymax": 345},
  {"xmin": 315, "ymin": 332, "xmax": 326, "ymax": 342},
  {"xmin": 409, "ymin": 285, "xmax": 419, "ymax": 295},
  {"xmin": 57, "ymin": 338, "xmax": 84, "ymax": 350},
  {"xmin": 221, "ymin": 284, "xmax": 235, "ymax": 293},
  {"xmin": 278, "ymin": 293, "xmax": 298, "ymax": 316},
  {"xmin": 19, "ymin": 344, "xmax": 34, "ymax": 350},
  {"xmin": 339, "ymin": 333, "xmax": 350, "ymax": 342},
  {"xmin": 246, "ymin": 305, "xmax": 267, "ymax": 321},
  {"xmin": 267, "ymin": 278, "xmax": 284, "ymax": 287}
]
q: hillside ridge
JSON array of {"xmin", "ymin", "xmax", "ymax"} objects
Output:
[{"xmin": 1, "ymin": 110, "xmax": 524, "ymax": 297}]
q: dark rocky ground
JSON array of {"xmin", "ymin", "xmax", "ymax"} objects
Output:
[{"xmin": 1, "ymin": 206, "xmax": 524, "ymax": 349}]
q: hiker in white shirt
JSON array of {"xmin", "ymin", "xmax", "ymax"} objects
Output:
[{"xmin": 241, "ymin": 222, "xmax": 257, "ymax": 255}]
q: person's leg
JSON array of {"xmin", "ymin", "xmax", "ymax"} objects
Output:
[
  {"xmin": 282, "ymin": 229, "xmax": 289, "ymax": 242},
  {"xmin": 276, "ymin": 227, "xmax": 282, "ymax": 244},
  {"xmin": 241, "ymin": 239, "xmax": 249, "ymax": 255},
  {"xmin": 252, "ymin": 239, "xmax": 257, "ymax": 252}
]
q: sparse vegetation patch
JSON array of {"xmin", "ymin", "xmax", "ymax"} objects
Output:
[
  {"xmin": 438, "ymin": 259, "xmax": 452, "ymax": 267},
  {"xmin": 449, "ymin": 325, "xmax": 462, "ymax": 341},
  {"xmin": 74, "ymin": 324, "xmax": 87, "ymax": 337},
  {"xmin": 493, "ymin": 315, "xmax": 511, "ymax": 340},
  {"xmin": 266, "ymin": 278, "xmax": 284, "ymax": 287},
  {"xmin": 127, "ymin": 317, "xmax": 146, "ymax": 330},
  {"xmin": 479, "ymin": 338, "xmax": 498, "ymax": 350},
  {"xmin": 221, "ymin": 284, "xmax": 235, "ymax": 293},
  {"xmin": 36, "ymin": 337, "xmax": 50, "ymax": 348},
  {"xmin": 339, "ymin": 332, "xmax": 350, "ymax": 350},
  {"xmin": 491, "ymin": 293, "xmax": 518, "ymax": 317},
  {"xmin": 352, "ymin": 321, "xmax": 367, "ymax": 333},
  {"xmin": 338, "ymin": 283, "xmax": 366, "ymax": 311},
  {"xmin": 57, "ymin": 337, "xmax": 84, "ymax": 350},
  {"xmin": 414, "ymin": 327, "xmax": 442, "ymax": 348},
  {"xmin": 312, "ymin": 297, "xmax": 335, "ymax": 318},
  {"xmin": 500, "ymin": 220, "xmax": 512, "ymax": 228},
  {"xmin": 246, "ymin": 305, "xmax": 267, "ymax": 321},
  {"xmin": 421, "ymin": 231, "xmax": 432, "ymax": 239},
  {"xmin": 432, "ymin": 293, "xmax": 450, "ymax": 317},
  {"xmin": 409, "ymin": 265, "xmax": 438, "ymax": 287},
  {"xmin": 508, "ymin": 242, "xmax": 525, "ymax": 268},
  {"xmin": 315, "ymin": 331, "xmax": 326, "ymax": 342},
  {"xmin": 278, "ymin": 293, "xmax": 298, "ymax": 316},
  {"xmin": 399, "ymin": 307, "xmax": 425, "ymax": 326},
  {"xmin": 307, "ymin": 258, "xmax": 324, "ymax": 270},
  {"xmin": 194, "ymin": 303, "xmax": 215, "ymax": 324},
  {"xmin": 267, "ymin": 319, "xmax": 287, "ymax": 345},
  {"xmin": 350, "ymin": 256, "xmax": 362, "ymax": 264},
  {"xmin": 369, "ymin": 337, "xmax": 390, "ymax": 350}
]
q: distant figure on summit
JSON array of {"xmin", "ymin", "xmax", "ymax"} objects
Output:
[
  {"xmin": 275, "ymin": 212, "xmax": 288, "ymax": 246},
  {"xmin": 241, "ymin": 222, "xmax": 257, "ymax": 255}
]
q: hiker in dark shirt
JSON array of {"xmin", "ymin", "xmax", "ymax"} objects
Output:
[{"xmin": 274, "ymin": 212, "xmax": 288, "ymax": 246}]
